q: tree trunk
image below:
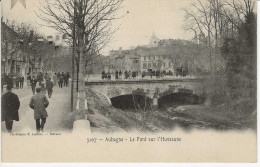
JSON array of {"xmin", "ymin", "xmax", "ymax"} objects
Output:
[
  {"xmin": 4, "ymin": 43, "xmax": 9, "ymax": 74},
  {"xmin": 78, "ymin": 32, "xmax": 85, "ymax": 92}
]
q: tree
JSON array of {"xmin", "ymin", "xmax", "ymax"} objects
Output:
[
  {"xmin": 184, "ymin": 0, "xmax": 256, "ymax": 108},
  {"xmin": 183, "ymin": 0, "xmax": 215, "ymax": 79},
  {"xmin": 132, "ymin": 88, "xmax": 154, "ymax": 130},
  {"xmin": 37, "ymin": 0, "xmax": 124, "ymax": 93},
  {"xmin": 221, "ymin": 6, "xmax": 256, "ymax": 102},
  {"xmin": 1, "ymin": 19, "xmax": 33, "ymax": 74}
]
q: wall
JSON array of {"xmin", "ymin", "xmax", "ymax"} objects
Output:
[{"xmin": 85, "ymin": 79, "xmax": 206, "ymax": 100}]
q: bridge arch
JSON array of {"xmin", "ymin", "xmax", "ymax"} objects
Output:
[
  {"xmin": 110, "ymin": 94, "xmax": 153, "ymax": 110},
  {"xmin": 85, "ymin": 79, "xmax": 207, "ymax": 108},
  {"xmin": 158, "ymin": 91, "xmax": 205, "ymax": 108}
]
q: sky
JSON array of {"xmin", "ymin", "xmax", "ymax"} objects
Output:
[{"xmin": 1, "ymin": 0, "xmax": 193, "ymax": 55}]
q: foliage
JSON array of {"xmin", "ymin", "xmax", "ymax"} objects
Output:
[
  {"xmin": 221, "ymin": 11, "xmax": 256, "ymax": 102},
  {"xmin": 184, "ymin": 0, "xmax": 256, "ymax": 113},
  {"xmin": 132, "ymin": 88, "xmax": 154, "ymax": 130}
]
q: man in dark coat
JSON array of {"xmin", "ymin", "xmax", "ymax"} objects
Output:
[
  {"xmin": 30, "ymin": 76, "xmax": 38, "ymax": 95},
  {"xmin": 1, "ymin": 85, "xmax": 20, "ymax": 133},
  {"xmin": 58, "ymin": 73, "xmax": 63, "ymax": 88},
  {"xmin": 102, "ymin": 70, "xmax": 105, "ymax": 79},
  {"xmin": 64, "ymin": 72, "xmax": 69, "ymax": 86},
  {"xmin": 115, "ymin": 70, "xmax": 118, "ymax": 80},
  {"xmin": 6, "ymin": 74, "xmax": 13, "ymax": 89},
  {"xmin": 19, "ymin": 75, "xmax": 24, "ymax": 88},
  {"xmin": 29, "ymin": 87, "xmax": 49, "ymax": 132},
  {"xmin": 37, "ymin": 72, "xmax": 44, "ymax": 86},
  {"xmin": 142, "ymin": 71, "xmax": 146, "ymax": 79},
  {"xmin": 46, "ymin": 78, "xmax": 54, "ymax": 98},
  {"xmin": 119, "ymin": 70, "xmax": 122, "ymax": 79},
  {"xmin": 62, "ymin": 72, "xmax": 66, "ymax": 86}
]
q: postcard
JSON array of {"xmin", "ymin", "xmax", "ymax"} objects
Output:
[{"xmin": 1, "ymin": 0, "xmax": 257, "ymax": 163}]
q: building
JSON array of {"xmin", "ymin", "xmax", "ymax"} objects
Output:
[
  {"xmin": 1, "ymin": 20, "xmax": 28, "ymax": 76},
  {"xmin": 136, "ymin": 46, "xmax": 174, "ymax": 73},
  {"xmin": 148, "ymin": 32, "xmax": 160, "ymax": 48},
  {"xmin": 107, "ymin": 34, "xmax": 210, "ymax": 76},
  {"xmin": 109, "ymin": 48, "xmax": 140, "ymax": 73}
]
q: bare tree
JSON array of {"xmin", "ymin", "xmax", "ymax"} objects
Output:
[
  {"xmin": 1, "ymin": 18, "xmax": 35, "ymax": 75},
  {"xmin": 37, "ymin": 0, "xmax": 124, "ymax": 93},
  {"xmin": 132, "ymin": 89, "xmax": 154, "ymax": 130},
  {"xmin": 183, "ymin": 0, "xmax": 256, "ymax": 77},
  {"xmin": 183, "ymin": 0, "xmax": 215, "ymax": 79}
]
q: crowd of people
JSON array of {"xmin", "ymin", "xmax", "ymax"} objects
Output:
[
  {"xmin": 1, "ymin": 71, "xmax": 70, "ymax": 133},
  {"xmin": 101, "ymin": 69, "xmax": 174, "ymax": 80},
  {"xmin": 1, "ymin": 71, "xmax": 70, "ymax": 94},
  {"xmin": 102, "ymin": 70, "xmax": 138, "ymax": 80},
  {"xmin": 1, "ymin": 73, "xmax": 25, "ymax": 90},
  {"xmin": 141, "ymin": 69, "xmax": 173, "ymax": 79}
]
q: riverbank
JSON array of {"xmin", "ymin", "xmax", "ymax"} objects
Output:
[{"xmin": 85, "ymin": 88, "xmax": 256, "ymax": 133}]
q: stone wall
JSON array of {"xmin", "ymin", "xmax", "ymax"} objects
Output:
[{"xmin": 85, "ymin": 79, "xmax": 206, "ymax": 102}]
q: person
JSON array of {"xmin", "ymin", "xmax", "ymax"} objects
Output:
[
  {"xmin": 156, "ymin": 69, "xmax": 160, "ymax": 78},
  {"xmin": 29, "ymin": 87, "xmax": 49, "ymax": 132},
  {"xmin": 128, "ymin": 71, "xmax": 131, "ymax": 79},
  {"xmin": 115, "ymin": 70, "xmax": 118, "ymax": 80},
  {"xmin": 169, "ymin": 70, "xmax": 173, "ymax": 76},
  {"xmin": 40, "ymin": 83, "xmax": 46, "ymax": 94},
  {"xmin": 19, "ymin": 75, "xmax": 24, "ymax": 88},
  {"xmin": 119, "ymin": 70, "xmax": 122, "ymax": 79},
  {"xmin": 53, "ymin": 73, "xmax": 57, "ymax": 86},
  {"xmin": 15, "ymin": 74, "xmax": 20, "ymax": 89},
  {"xmin": 61, "ymin": 72, "xmax": 66, "ymax": 86},
  {"xmin": 102, "ymin": 70, "xmax": 105, "ymax": 79},
  {"xmin": 44, "ymin": 73, "xmax": 49, "ymax": 82},
  {"xmin": 1, "ymin": 73, "xmax": 6, "ymax": 92},
  {"xmin": 27, "ymin": 73, "xmax": 31, "ymax": 88},
  {"xmin": 57, "ymin": 72, "xmax": 61, "ymax": 86},
  {"xmin": 107, "ymin": 71, "xmax": 111, "ymax": 80},
  {"xmin": 58, "ymin": 73, "xmax": 63, "ymax": 88},
  {"xmin": 12, "ymin": 75, "xmax": 17, "ymax": 88},
  {"xmin": 37, "ymin": 72, "xmax": 43, "ymax": 86},
  {"xmin": 6, "ymin": 74, "xmax": 13, "ymax": 88},
  {"xmin": 132, "ymin": 71, "xmax": 136, "ymax": 79},
  {"xmin": 163, "ymin": 70, "xmax": 166, "ymax": 77},
  {"xmin": 46, "ymin": 78, "xmax": 54, "ymax": 98},
  {"xmin": 142, "ymin": 71, "xmax": 146, "ymax": 79},
  {"xmin": 1, "ymin": 85, "xmax": 20, "ymax": 133},
  {"xmin": 64, "ymin": 72, "xmax": 70, "ymax": 86},
  {"xmin": 30, "ymin": 76, "xmax": 38, "ymax": 95},
  {"xmin": 124, "ymin": 70, "xmax": 128, "ymax": 79}
]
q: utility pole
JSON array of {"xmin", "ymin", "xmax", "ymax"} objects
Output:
[{"xmin": 71, "ymin": 0, "xmax": 76, "ymax": 112}]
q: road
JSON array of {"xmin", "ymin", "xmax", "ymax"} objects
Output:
[{"xmin": 1, "ymin": 84, "xmax": 73, "ymax": 133}]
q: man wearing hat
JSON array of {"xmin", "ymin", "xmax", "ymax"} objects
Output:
[
  {"xmin": 30, "ymin": 76, "xmax": 38, "ymax": 95},
  {"xmin": 29, "ymin": 87, "xmax": 49, "ymax": 132},
  {"xmin": 46, "ymin": 78, "xmax": 54, "ymax": 98},
  {"xmin": 1, "ymin": 85, "xmax": 20, "ymax": 133}
]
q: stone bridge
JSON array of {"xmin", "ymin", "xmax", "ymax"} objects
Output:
[{"xmin": 85, "ymin": 78, "xmax": 208, "ymax": 107}]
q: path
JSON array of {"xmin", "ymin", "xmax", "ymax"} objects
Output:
[{"xmin": 1, "ymin": 85, "xmax": 72, "ymax": 133}]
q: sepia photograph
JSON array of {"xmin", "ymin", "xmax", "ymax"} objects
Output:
[{"xmin": 1, "ymin": 0, "xmax": 257, "ymax": 163}]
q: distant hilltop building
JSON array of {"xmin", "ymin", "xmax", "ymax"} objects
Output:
[{"xmin": 148, "ymin": 32, "xmax": 160, "ymax": 48}]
